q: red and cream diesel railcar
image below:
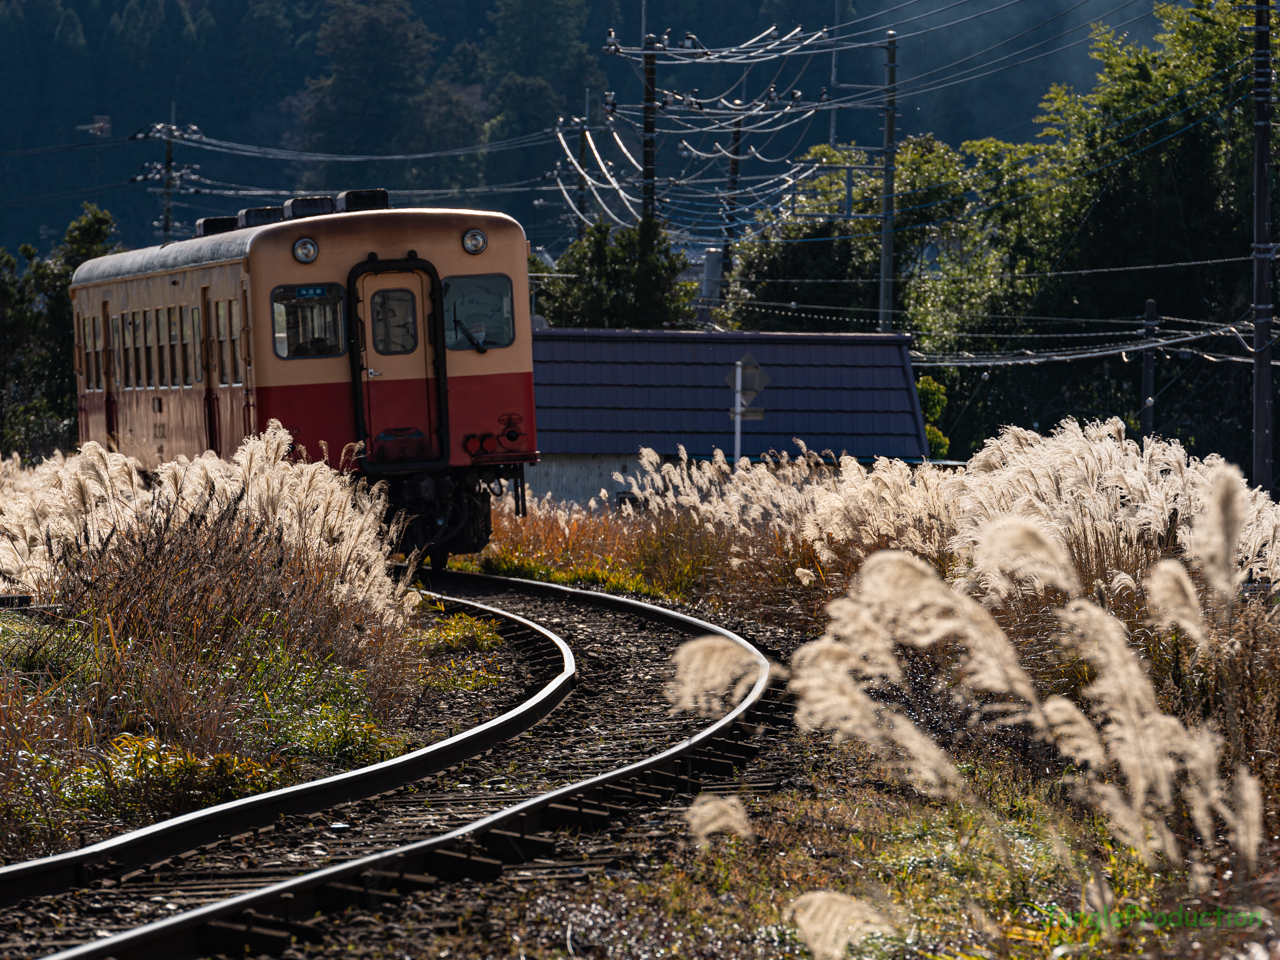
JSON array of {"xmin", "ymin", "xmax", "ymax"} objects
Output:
[{"xmin": 69, "ymin": 189, "xmax": 536, "ymax": 564}]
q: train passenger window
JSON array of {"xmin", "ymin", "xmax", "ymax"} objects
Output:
[
  {"xmin": 371, "ymin": 289, "xmax": 417, "ymax": 354},
  {"xmin": 442, "ymin": 275, "xmax": 515, "ymax": 351},
  {"xmin": 215, "ymin": 301, "xmax": 229, "ymax": 385},
  {"xmin": 229, "ymin": 299, "xmax": 243, "ymax": 384},
  {"xmin": 156, "ymin": 309, "xmax": 169, "ymax": 386},
  {"xmin": 191, "ymin": 306, "xmax": 203, "ymax": 383},
  {"xmin": 180, "ymin": 307, "xmax": 193, "ymax": 386},
  {"xmin": 132, "ymin": 312, "xmax": 143, "ymax": 388},
  {"xmin": 270, "ymin": 284, "xmax": 346, "ymax": 359},
  {"xmin": 121, "ymin": 315, "xmax": 133, "ymax": 387},
  {"xmin": 92, "ymin": 315, "xmax": 103, "ymax": 390},
  {"xmin": 112, "ymin": 316, "xmax": 122, "ymax": 386},
  {"xmin": 81, "ymin": 315, "xmax": 92, "ymax": 391},
  {"xmin": 144, "ymin": 310, "xmax": 156, "ymax": 387},
  {"xmin": 168, "ymin": 307, "xmax": 180, "ymax": 386}
]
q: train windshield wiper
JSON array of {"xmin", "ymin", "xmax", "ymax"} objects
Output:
[{"xmin": 453, "ymin": 304, "xmax": 487, "ymax": 354}]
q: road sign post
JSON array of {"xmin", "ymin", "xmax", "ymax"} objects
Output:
[{"xmin": 726, "ymin": 352, "xmax": 769, "ymax": 468}]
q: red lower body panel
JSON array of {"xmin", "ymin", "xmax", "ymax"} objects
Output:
[
  {"xmin": 256, "ymin": 382, "xmax": 358, "ymax": 464},
  {"xmin": 255, "ymin": 371, "xmax": 537, "ymax": 469},
  {"xmin": 446, "ymin": 371, "xmax": 537, "ymax": 466}
]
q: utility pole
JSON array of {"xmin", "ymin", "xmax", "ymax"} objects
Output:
[
  {"xmin": 720, "ymin": 114, "xmax": 743, "ymax": 298},
  {"xmin": 877, "ymin": 31, "xmax": 897, "ymax": 333},
  {"xmin": 1141, "ymin": 299, "xmax": 1157, "ymax": 440},
  {"xmin": 829, "ymin": 0, "xmax": 839, "ymax": 146},
  {"xmin": 577, "ymin": 89, "xmax": 590, "ymax": 239},
  {"xmin": 76, "ymin": 116, "xmax": 111, "ymax": 205},
  {"xmin": 161, "ymin": 102, "xmax": 176, "ymax": 242},
  {"xmin": 1253, "ymin": 0, "xmax": 1273, "ymax": 495},
  {"xmin": 642, "ymin": 35, "xmax": 657, "ymax": 221}
]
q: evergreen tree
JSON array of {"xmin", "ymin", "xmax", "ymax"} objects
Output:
[
  {"xmin": 539, "ymin": 220, "xmax": 694, "ymax": 328},
  {"xmin": 0, "ymin": 204, "xmax": 116, "ymax": 458}
]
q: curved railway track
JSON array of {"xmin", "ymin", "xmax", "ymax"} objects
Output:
[{"xmin": 0, "ymin": 574, "xmax": 788, "ymax": 960}]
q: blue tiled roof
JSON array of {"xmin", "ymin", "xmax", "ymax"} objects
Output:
[{"xmin": 532, "ymin": 329, "xmax": 928, "ymax": 460}]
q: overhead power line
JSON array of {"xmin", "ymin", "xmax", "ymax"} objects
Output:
[{"xmin": 130, "ymin": 123, "xmax": 557, "ymax": 162}]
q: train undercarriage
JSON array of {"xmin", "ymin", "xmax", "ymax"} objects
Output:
[{"xmin": 386, "ymin": 462, "xmax": 527, "ymax": 569}]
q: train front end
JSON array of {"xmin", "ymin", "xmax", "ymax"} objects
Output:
[{"xmin": 249, "ymin": 203, "xmax": 538, "ymax": 565}]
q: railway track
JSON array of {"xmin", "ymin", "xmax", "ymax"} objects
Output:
[{"xmin": 0, "ymin": 574, "xmax": 787, "ymax": 959}]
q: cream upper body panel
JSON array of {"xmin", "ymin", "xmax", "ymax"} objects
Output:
[{"xmin": 244, "ymin": 209, "xmax": 531, "ymax": 387}]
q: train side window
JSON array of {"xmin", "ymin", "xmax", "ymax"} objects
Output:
[
  {"xmin": 132, "ymin": 312, "xmax": 143, "ymax": 388},
  {"xmin": 371, "ymin": 289, "xmax": 417, "ymax": 354},
  {"xmin": 270, "ymin": 284, "xmax": 346, "ymax": 359},
  {"xmin": 120, "ymin": 314, "xmax": 133, "ymax": 387},
  {"xmin": 442, "ymin": 275, "xmax": 515, "ymax": 351},
  {"xmin": 157, "ymin": 309, "xmax": 170, "ymax": 386},
  {"xmin": 215, "ymin": 301, "xmax": 229, "ymax": 385},
  {"xmin": 192, "ymin": 306, "xmax": 204, "ymax": 383},
  {"xmin": 92, "ymin": 315, "xmax": 103, "ymax": 390},
  {"xmin": 167, "ymin": 307, "xmax": 180, "ymax": 386},
  {"xmin": 229, "ymin": 299, "xmax": 243, "ymax": 384},
  {"xmin": 143, "ymin": 310, "xmax": 156, "ymax": 387},
  {"xmin": 180, "ymin": 307, "xmax": 192, "ymax": 386},
  {"xmin": 81, "ymin": 314, "xmax": 92, "ymax": 391},
  {"xmin": 111, "ymin": 316, "xmax": 122, "ymax": 386}
]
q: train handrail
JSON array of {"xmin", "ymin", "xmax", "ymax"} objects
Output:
[{"xmin": 0, "ymin": 595, "xmax": 574, "ymax": 908}]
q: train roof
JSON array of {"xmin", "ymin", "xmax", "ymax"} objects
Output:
[
  {"xmin": 71, "ymin": 225, "xmax": 268, "ymax": 287},
  {"xmin": 70, "ymin": 207, "xmax": 520, "ymax": 288}
]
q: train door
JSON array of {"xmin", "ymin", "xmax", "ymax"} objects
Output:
[{"xmin": 355, "ymin": 270, "xmax": 441, "ymax": 464}]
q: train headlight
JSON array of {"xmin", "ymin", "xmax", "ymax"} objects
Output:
[
  {"xmin": 293, "ymin": 238, "xmax": 319, "ymax": 263},
  {"xmin": 462, "ymin": 229, "xmax": 488, "ymax": 254}
]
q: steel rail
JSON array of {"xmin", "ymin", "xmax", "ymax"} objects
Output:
[
  {"xmin": 0, "ymin": 594, "xmax": 574, "ymax": 909},
  {"xmin": 44, "ymin": 574, "xmax": 771, "ymax": 960}
]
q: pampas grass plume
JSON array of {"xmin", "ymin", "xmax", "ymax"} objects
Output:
[
  {"xmin": 1146, "ymin": 559, "xmax": 1207, "ymax": 648},
  {"xmin": 1195, "ymin": 464, "xmax": 1246, "ymax": 600},
  {"xmin": 664, "ymin": 635, "xmax": 762, "ymax": 718},
  {"xmin": 973, "ymin": 515, "xmax": 1082, "ymax": 598},
  {"xmin": 682, "ymin": 794, "xmax": 754, "ymax": 845},
  {"xmin": 786, "ymin": 891, "xmax": 897, "ymax": 960}
]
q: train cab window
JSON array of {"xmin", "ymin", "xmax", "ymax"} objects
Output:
[
  {"xmin": 271, "ymin": 284, "xmax": 346, "ymax": 359},
  {"xmin": 442, "ymin": 275, "xmax": 515, "ymax": 351},
  {"xmin": 168, "ymin": 307, "xmax": 180, "ymax": 386},
  {"xmin": 229, "ymin": 299, "xmax": 243, "ymax": 384},
  {"xmin": 371, "ymin": 289, "xmax": 417, "ymax": 354}
]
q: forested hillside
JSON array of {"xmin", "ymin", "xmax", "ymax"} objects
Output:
[{"xmin": 1, "ymin": 0, "xmax": 1153, "ymax": 252}]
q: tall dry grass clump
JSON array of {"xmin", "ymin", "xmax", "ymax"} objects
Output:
[
  {"xmin": 0, "ymin": 421, "xmax": 420, "ymax": 859},
  {"xmin": 668, "ymin": 526, "xmax": 1266, "ymax": 950}
]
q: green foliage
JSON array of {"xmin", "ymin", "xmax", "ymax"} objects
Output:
[
  {"xmin": 916, "ymin": 375, "xmax": 947, "ymax": 423},
  {"xmin": 65, "ymin": 735, "xmax": 289, "ymax": 824},
  {"xmin": 917, "ymin": 376, "xmax": 951, "ymax": 459},
  {"xmin": 421, "ymin": 613, "xmax": 504, "ymax": 652},
  {"xmin": 539, "ymin": 220, "xmax": 696, "ymax": 328},
  {"xmin": 302, "ymin": 0, "xmax": 482, "ymax": 191},
  {"xmin": 925, "ymin": 424, "xmax": 951, "ymax": 460},
  {"xmin": 0, "ymin": 204, "xmax": 115, "ymax": 459},
  {"xmin": 733, "ymin": 2, "xmax": 1263, "ymax": 465}
]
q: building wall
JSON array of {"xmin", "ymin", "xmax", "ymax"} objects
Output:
[{"xmin": 524, "ymin": 453, "xmax": 645, "ymax": 505}]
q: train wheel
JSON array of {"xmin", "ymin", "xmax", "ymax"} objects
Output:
[{"xmin": 428, "ymin": 547, "xmax": 449, "ymax": 572}]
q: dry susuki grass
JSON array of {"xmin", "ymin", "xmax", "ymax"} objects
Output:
[
  {"xmin": 483, "ymin": 417, "xmax": 1280, "ymax": 954},
  {"xmin": 0, "ymin": 421, "xmax": 423, "ymax": 860}
]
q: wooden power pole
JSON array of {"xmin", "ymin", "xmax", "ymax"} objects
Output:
[{"xmin": 1254, "ymin": 0, "xmax": 1273, "ymax": 494}]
